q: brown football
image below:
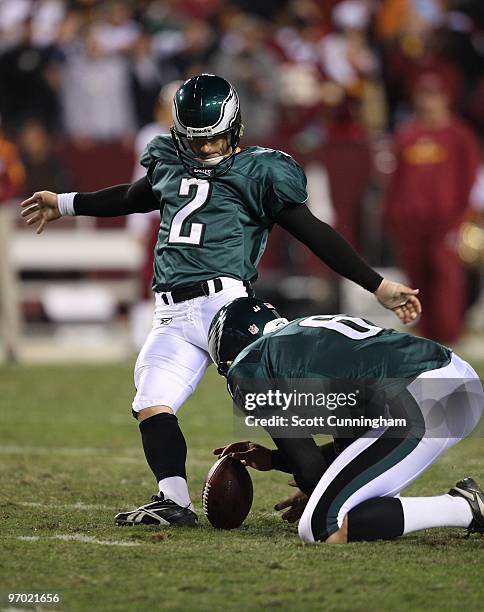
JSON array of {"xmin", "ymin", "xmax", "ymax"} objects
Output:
[{"xmin": 202, "ymin": 456, "xmax": 253, "ymax": 529}]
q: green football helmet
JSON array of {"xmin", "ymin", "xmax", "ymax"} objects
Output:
[
  {"xmin": 171, "ymin": 74, "xmax": 244, "ymax": 175},
  {"xmin": 208, "ymin": 297, "xmax": 288, "ymax": 376}
]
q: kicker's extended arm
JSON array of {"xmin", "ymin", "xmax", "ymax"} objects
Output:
[
  {"xmin": 276, "ymin": 205, "xmax": 382, "ymax": 293},
  {"xmin": 74, "ymin": 176, "xmax": 160, "ymax": 217}
]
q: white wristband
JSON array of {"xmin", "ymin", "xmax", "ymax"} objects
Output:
[{"xmin": 57, "ymin": 192, "xmax": 78, "ymax": 216}]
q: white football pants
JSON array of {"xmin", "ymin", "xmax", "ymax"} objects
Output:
[
  {"xmin": 298, "ymin": 353, "xmax": 483, "ymax": 542},
  {"xmin": 132, "ymin": 278, "xmax": 250, "ymax": 413}
]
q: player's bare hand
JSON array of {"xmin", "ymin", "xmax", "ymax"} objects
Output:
[
  {"xmin": 375, "ymin": 278, "xmax": 421, "ymax": 325},
  {"xmin": 274, "ymin": 480, "xmax": 308, "ymax": 523},
  {"xmin": 20, "ymin": 191, "xmax": 60, "ymax": 234},
  {"xmin": 213, "ymin": 441, "xmax": 273, "ymax": 471}
]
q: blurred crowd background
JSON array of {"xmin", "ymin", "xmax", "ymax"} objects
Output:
[{"xmin": 1, "ymin": 0, "xmax": 483, "ymax": 359}]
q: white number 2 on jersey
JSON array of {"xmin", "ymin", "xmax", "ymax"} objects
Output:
[
  {"xmin": 168, "ymin": 178, "xmax": 210, "ymax": 245},
  {"xmin": 299, "ymin": 315, "xmax": 383, "ymax": 340}
]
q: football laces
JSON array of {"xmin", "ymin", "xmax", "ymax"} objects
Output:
[{"xmin": 202, "ymin": 482, "xmax": 211, "ymax": 514}]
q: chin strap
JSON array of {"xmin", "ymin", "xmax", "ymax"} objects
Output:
[
  {"xmin": 170, "ymin": 126, "xmax": 241, "ymax": 180},
  {"xmin": 195, "ymin": 154, "xmax": 230, "ymax": 167}
]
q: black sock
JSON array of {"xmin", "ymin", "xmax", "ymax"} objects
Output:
[
  {"xmin": 347, "ymin": 497, "xmax": 405, "ymax": 541},
  {"xmin": 139, "ymin": 413, "xmax": 187, "ymax": 482}
]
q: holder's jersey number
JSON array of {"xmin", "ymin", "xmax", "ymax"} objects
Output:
[{"xmin": 299, "ymin": 315, "xmax": 383, "ymax": 340}]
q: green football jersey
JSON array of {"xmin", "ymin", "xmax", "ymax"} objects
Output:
[
  {"xmin": 227, "ymin": 314, "xmax": 452, "ymax": 404},
  {"xmin": 140, "ymin": 135, "xmax": 308, "ymax": 291}
]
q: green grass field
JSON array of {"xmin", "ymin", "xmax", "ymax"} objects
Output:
[{"xmin": 1, "ymin": 362, "xmax": 483, "ymax": 612}]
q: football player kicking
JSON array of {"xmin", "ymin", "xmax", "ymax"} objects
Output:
[
  {"xmin": 21, "ymin": 74, "xmax": 421, "ymax": 528},
  {"xmin": 209, "ymin": 298, "xmax": 484, "ymax": 542}
]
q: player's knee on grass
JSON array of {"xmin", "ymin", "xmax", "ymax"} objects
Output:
[
  {"xmin": 298, "ymin": 513, "xmax": 339, "ymax": 543},
  {"xmin": 299, "ymin": 497, "xmax": 405, "ymax": 543},
  {"xmin": 297, "ymin": 484, "xmax": 343, "ymax": 543},
  {"xmin": 298, "ymin": 512, "xmax": 315, "ymax": 543},
  {"xmin": 298, "ymin": 507, "xmax": 334, "ymax": 543}
]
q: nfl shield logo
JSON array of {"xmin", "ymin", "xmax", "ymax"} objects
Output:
[{"xmin": 248, "ymin": 324, "xmax": 259, "ymax": 335}]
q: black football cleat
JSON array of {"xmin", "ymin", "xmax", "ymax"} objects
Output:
[
  {"xmin": 448, "ymin": 477, "xmax": 484, "ymax": 536},
  {"xmin": 115, "ymin": 494, "xmax": 198, "ymax": 527}
]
